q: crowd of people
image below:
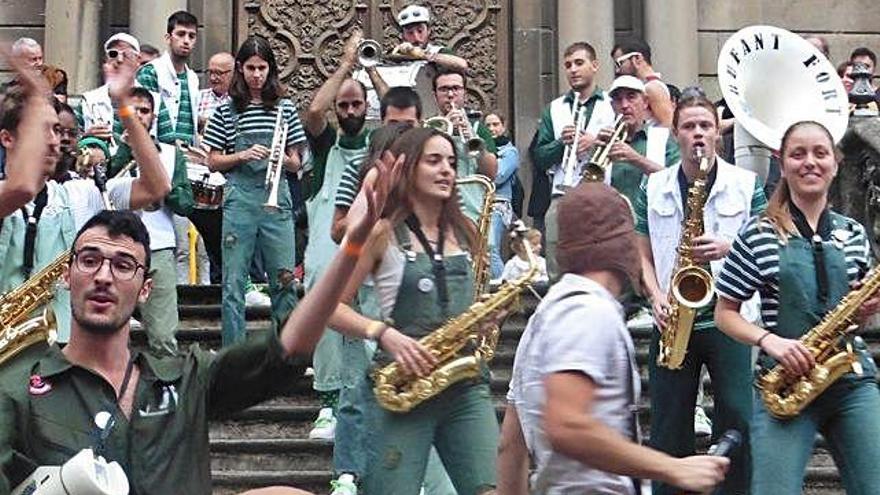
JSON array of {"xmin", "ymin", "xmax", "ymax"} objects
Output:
[{"xmin": 1, "ymin": 4, "xmax": 880, "ymax": 495}]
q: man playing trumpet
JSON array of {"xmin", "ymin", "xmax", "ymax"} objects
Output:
[{"xmin": 431, "ymin": 68, "xmax": 497, "ymax": 222}]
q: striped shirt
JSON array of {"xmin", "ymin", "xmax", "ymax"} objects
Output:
[
  {"xmin": 137, "ymin": 64, "xmax": 197, "ymax": 145},
  {"xmin": 335, "ymin": 158, "xmax": 365, "ymax": 209},
  {"xmin": 202, "ymin": 99, "xmax": 306, "ymax": 154},
  {"xmin": 716, "ymin": 213, "xmax": 871, "ymax": 331}
]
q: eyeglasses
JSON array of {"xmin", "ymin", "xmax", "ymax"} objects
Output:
[
  {"xmin": 105, "ymin": 49, "xmax": 130, "ymax": 61},
  {"xmin": 58, "ymin": 127, "xmax": 79, "ymax": 139},
  {"xmin": 614, "ymin": 51, "xmax": 639, "ymax": 69},
  {"xmin": 73, "ymin": 249, "xmax": 147, "ymax": 281},
  {"xmin": 207, "ymin": 69, "xmax": 232, "ymax": 77},
  {"xmin": 436, "ymin": 85, "xmax": 465, "ymax": 94},
  {"xmin": 400, "ymin": 10, "xmax": 425, "ymax": 22}
]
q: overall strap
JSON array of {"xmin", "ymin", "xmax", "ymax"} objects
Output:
[{"xmin": 21, "ymin": 186, "xmax": 49, "ymax": 278}]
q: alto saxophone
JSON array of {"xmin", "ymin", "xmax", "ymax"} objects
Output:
[
  {"xmin": 759, "ymin": 264, "xmax": 880, "ymax": 419},
  {"xmin": 456, "ymin": 174, "xmax": 496, "ymax": 298},
  {"xmin": 656, "ymin": 149, "xmax": 715, "ymax": 369},
  {"xmin": 373, "ymin": 221, "xmax": 539, "ymax": 413},
  {"xmin": 0, "ymin": 252, "xmax": 67, "ymax": 365}
]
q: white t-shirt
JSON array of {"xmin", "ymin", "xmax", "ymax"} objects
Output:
[
  {"xmin": 508, "ymin": 274, "xmax": 640, "ymax": 494},
  {"xmin": 500, "ymin": 254, "xmax": 548, "ymax": 284},
  {"xmin": 134, "ymin": 143, "xmax": 176, "ymax": 251}
]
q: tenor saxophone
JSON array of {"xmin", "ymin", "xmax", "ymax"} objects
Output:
[
  {"xmin": 0, "ymin": 252, "xmax": 67, "ymax": 365},
  {"xmin": 456, "ymin": 174, "xmax": 496, "ymax": 298},
  {"xmin": 656, "ymin": 149, "xmax": 715, "ymax": 369},
  {"xmin": 373, "ymin": 221, "xmax": 538, "ymax": 413},
  {"xmin": 759, "ymin": 264, "xmax": 880, "ymax": 419}
]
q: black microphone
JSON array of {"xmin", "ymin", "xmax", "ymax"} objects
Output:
[{"xmin": 708, "ymin": 429, "xmax": 742, "ymax": 458}]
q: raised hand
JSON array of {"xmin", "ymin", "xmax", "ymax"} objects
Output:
[{"xmin": 104, "ymin": 51, "xmax": 140, "ymax": 103}]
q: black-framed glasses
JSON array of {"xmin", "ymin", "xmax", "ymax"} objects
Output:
[
  {"xmin": 437, "ymin": 85, "xmax": 464, "ymax": 94},
  {"xmin": 207, "ymin": 69, "xmax": 232, "ymax": 77},
  {"xmin": 72, "ymin": 249, "xmax": 147, "ymax": 281}
]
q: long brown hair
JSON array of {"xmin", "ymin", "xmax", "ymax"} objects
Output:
[
  {"xmin": 386, "ymin": 127, "xmax": 478, "ymax": 251},
  {"xmin": 229, "ymin": 36, "xmax": 285, "ymax": 112},
  {"xmin": 763, "ymin": 120, "xmax": 836, "ymax": 240}
]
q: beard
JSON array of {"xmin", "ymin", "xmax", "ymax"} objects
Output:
[
  {"xmin": 338, "ymin": 114, "xmax": 366, "ymax": 136},
  {"xmin": 71, "ymin": 296, "xmax": 135, "ymax": 336}
]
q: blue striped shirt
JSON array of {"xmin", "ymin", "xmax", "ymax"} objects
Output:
[
  {"xmin": 716, "ymin": 213, "xmax": 871, "ymax": 331},
  {"xmin": 202, "ymin": 99, "xmax": 306, "ymax": 154}
]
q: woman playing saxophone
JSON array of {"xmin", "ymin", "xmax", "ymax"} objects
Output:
[
  {"xmin": 328, "ymin": 127, "xmax": 500, "ymax": 494},
  {"xmin": 715, "ymin": 121, "xmax": 880, "ymax": 493}
]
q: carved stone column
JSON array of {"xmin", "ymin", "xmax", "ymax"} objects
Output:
[
  {"xmin": 130, "ymin": 0, "xmax": 187, "ymax": 53},
  {"xmin": 557, "ymin": 0, "xmax": 614, "ymax": 90},
  {"xmin": 45, "ymin": 0, "xmax": 102, "ymax": 93},
  {"xmin": 644, "ymin": 0, "xmax": 698, "ymax": 87}
]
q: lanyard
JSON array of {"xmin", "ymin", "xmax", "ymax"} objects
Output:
[
  {"xmin": 789, "ymin": 203, "xmax": 831, "ymax": 307},
  {"xmin": 405, "ymin": 214, "xmax": 449, "ymax": 308},
  {"xmin": 20, "ymin": 186, "xmax": 49, "ymax": 278},
  {"xmin": 94, "ymin": 354, "xmax": 137, "ymax": 458}
]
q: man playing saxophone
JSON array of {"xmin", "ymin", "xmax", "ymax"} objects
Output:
[
  {"xmin": 0, "ymin": 46, "xmax": 170, "ymax": 344},
  {"xmin": 715, "ymin": 121, "xmax": 880, "ymax": 494},
  {"xmin": 635, "ymin": 95, "xmax": 766, "ymax": 495}
]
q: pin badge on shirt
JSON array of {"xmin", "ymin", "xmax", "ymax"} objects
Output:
[
  {"xmin": 417, "ymin": 277, "xmax": 434, "ymax": 293},
  {"xmin": 832, "ymin": 228, "xmax": 851, "ymax": 249},
  {"xmin": 94, "ymin": 411, "xmax": 113, "ymax": 430},
  {"xmin": 28, "ymin": 375, "xmax": 52, "ymax": 395}
]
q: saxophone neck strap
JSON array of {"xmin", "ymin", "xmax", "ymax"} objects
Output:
[
  {"xmin": 789, "ymin": 202, "xmax": 832, "ymax": 307},
  {"xmin": 405, "ymin": 214, "xmax": 449, "ymax": 308},
  {"xmin": 21, "ymin": 186, "xmax": 49, "ymax": 279}
]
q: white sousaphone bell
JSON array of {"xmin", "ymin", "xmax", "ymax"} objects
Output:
[{"xmin": 717, "ymin": 25, "xmax": 850, "ymax": 182}]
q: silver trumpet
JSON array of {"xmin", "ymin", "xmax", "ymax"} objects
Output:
[
  {"xmin": 559, "ymin": 104, "xmax": 587, "ymax": 190},
  {"xmin": 263, "ymin": 110, "xmax": 289, "ymax": 211},
  {"xmin": 357, "ymin": 39, "xmax": 382, "ymax": 68},
  {"xmin": 450, "ymin": 102, "xmax": 485, "ymax": 158}
]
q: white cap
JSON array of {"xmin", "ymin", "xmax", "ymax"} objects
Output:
[
  {"xmin": 397, "ymin": 5, "xmax": 430, "ymax": 27},
  {"xmin": 104, "ymin": 33, "xmax": 140, "ymax": 54},
  {"xmin": 608, "ymin": 75, "xmax": 645, "ymax": 96}
]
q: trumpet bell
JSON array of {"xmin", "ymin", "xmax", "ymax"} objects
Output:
[
  {"xmin": 423, "ymin": 116, "xmax": 454, "ymax": 135},
  {"xmin": 357, "ymin": 39, "xmax": 382, "ymax": 68}
]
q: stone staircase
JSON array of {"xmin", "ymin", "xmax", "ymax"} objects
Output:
[{"xmin": 137, "ymin": 285, "xmax": 862, "ymax": 494}]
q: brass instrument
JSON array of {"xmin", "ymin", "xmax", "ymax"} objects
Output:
[
  {"xmin": 759, "ymin": 265, "xmax": 880, "ymax": 419},
  {"xmin": 0, "ymin": 252, "xmax": 67, "ymax": 365},
  {"xmin": 263, "ymin": 110, "xmax": 289, "ymax": 211},
  {"xmin": 357, "ymin": 39, "xmax": 382, "ymax": 68},
  {"xmin": 582, "ymin": 115, "xmax": 628, "ymax": 183},
  {"xmin": 450, "ymin": 103, "xmax": 485, "ymax": 158},
  {"xmin": 373, "ymin": 221, "xmax": 539, "ymax": 413},
  {"xmin": 423, "ymin": 115, "xmax": 454, "ymax": 135},
  {"xmin": 656, "ymin": 148, "xmax": 716, "ymax": 369},
  {"xmin": 455, "ymin": 174, "xmax": 496, "ymax": 298},
  {"xmin": 559, "ymin": 104, "xmax": 587, "ymax": 189}
]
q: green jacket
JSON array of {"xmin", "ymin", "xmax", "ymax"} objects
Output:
[{"xmin": 0, "ymin": 332, "xmax": 306, "ymax": 494}]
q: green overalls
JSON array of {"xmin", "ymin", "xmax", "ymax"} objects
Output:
[
  {"xmin": 0, "ymin": 184, "xmax": 77, "ymax": 342},
  {"xmin": 220, "ymin": 105, "xmax": 297, "ymax": 346},
  {"xmin": 751, "ymin": 212, "xmax": 880, "ymax": 494},
  {"xmin": 360, "ymin": 224, "xmax": 499, "ymax": 495}
]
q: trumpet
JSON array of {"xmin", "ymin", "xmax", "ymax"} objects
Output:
[
  {"xmin": 449, "ymin": 103, "xmax": 485, "ymax": 158},
  {"xmin": 263, "ymin": 110, "xmax": 289, "ymax": 211},
  {"xmin": 582, "ymin": 115, "xmax": 628, "ymax": 183},
  {"xmin": 357, "ymin": 39, "xmax": 382, "ymax": 68},
  {"xmin": 559, "ymin": 105, "xmax": 587, "ymax": 190}
]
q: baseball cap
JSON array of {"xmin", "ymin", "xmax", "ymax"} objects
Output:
[
  {"xmin": 608, "ymin": 75, "xmax": 646, "ymax": 97},
  {"xmin": 104, "ymin": 33, "xmax": 141, "ymax": 54},
  {"xmin": 397, "ymin": 5, "xmax": 430, "ymax": 27}
]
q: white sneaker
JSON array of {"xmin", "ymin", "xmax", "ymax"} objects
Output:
[
  {"xmin": 245, "ymin": 289, "xmax": 271, "ymax": 308},
  {"xmin": 330, "ymin": 473, "xmax": 358, "ymax": 495},
  {"xmin": 304, "ymin": 366, "xmax": 315, "ymax": 377},
  {"xmin": 309, "ymin": 407, "xmax": 337, "ymax": 441},
  {"xmin": 694, "ymin": 406, "xmax": 712, "ymax": 437}
]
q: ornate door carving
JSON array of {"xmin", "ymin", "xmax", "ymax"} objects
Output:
[{"xmin": 241, "ymin": 0, "xmax": 509, "ymax": 115}]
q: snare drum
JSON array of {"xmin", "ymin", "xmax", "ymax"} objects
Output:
[{"xmin": 191, "ymin": 175, "xmax": 223, "ymax": 210}]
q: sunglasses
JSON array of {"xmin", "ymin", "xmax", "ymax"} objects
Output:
[
  {"xmin": 106, "ymin": 49, "xmax": 130, "ymax": 61},
  {"xmin": 400, "ymin": 10, "xmax": 425, "ymax": 21},
  {"xmin": 614, "ymin": 52, "xmax": 639, "ymax": 69}
]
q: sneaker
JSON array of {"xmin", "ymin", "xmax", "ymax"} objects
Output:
[
  {"xmin": 304, "ymin": 366, "xmax": 315, "ymax": 377},
  {"xmin": 309, "ymin": 407, "xmax": 337, "ymax": 441},
  {"xmin": 330, "ymin": 473, "xmax": 357, "ymax": 495},
  {"xmin": 694, "ymin": 406, "xmax": 712, "ymax": 437},
  {"xmin": 245, "ymin": 288, "xmax": 271, "ymax": 308}
]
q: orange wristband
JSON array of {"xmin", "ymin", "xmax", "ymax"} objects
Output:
[
  {"xmin": 118, "ymin": 105, "xmax": 135, "ymax": 119},
  {"xmin": 343, "ymin": 240, "xmax": 363, "ymax": 257}
]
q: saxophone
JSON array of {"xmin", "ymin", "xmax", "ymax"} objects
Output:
[
  {"xmin": 0, "ymin": 252, "xmax": 67, "ymax": 365},
  {"xmin": 456, "ymin": 174, "xmax": 496, "ymax": 298},
  {"xmin": 656, "ymin": 149, "xmax": 716, "ymax": 369},
  {"xmin": 373, "ymin": 221, "xmax": 538, "ymax": 413},
  {"xmin": 759, "ymin": 264, "xmax": 880, "ymax": 419}
]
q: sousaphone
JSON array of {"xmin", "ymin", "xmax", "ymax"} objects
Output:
[{"xmin": 717, "ymin": 25, "xmax": 849, "ymax": 181}]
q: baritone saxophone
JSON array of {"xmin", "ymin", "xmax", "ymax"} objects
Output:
[
  {"xmin": 759, "ymin": 265, "xmax": 880, "ymax": 419},
  {"xmin": 0, "ymin": 252, "xmax": 67, "ymax": 365},
  {"xmin": 656, "ymin": 148, "xmax": 715, "ymax": 369},
  {"xmin": 372, "ymin": 221, "xmax": 539, "ymax": 413}
]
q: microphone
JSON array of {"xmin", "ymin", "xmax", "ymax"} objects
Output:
[{"xmin": 708, "ymin": 429, "xmax": 742, "ymax": 458}]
